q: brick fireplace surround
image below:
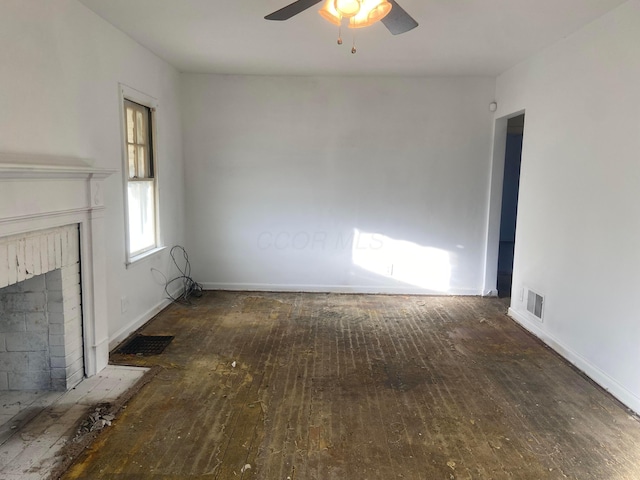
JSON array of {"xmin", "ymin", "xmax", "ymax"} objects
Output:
[
  {"xmin": 0, "ymin": 225, "xmax": 83, "ymax": 390},
  {"xmin": 0, "ymin": 153, "xmax": 113, "ymax": 391}
]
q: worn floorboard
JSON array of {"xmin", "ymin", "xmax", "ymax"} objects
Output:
[{"xmin": 61, "ymin": 292, "xmax": 640, "ymax": 479}]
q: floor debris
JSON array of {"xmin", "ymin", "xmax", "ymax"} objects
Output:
[
  {"xmin": 58, "ymin": 292, "xmax": 640, "ymax": 480},
  {"xmin": 75, "ymin": 405, "xmax": 115, "ymax": 436}
]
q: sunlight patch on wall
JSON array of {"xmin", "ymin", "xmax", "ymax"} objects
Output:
[{"xmin": 351, "ymin": 229, "xmax": 452, "ymax": 291}]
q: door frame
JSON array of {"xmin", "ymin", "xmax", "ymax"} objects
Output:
[{"xmin": 482, "ymin": 109, "xmax": 525, "ymax": 296}]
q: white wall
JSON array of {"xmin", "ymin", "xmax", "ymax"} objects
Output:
[
  {"xmin": 0, "ymin": 0, "xmax": 186, "ymax": 348},
  {"xmin": 182, "ymin": 75, "xmax": 495, "ymax": 294},
  {"xmin": 495, "ymin": 0, "xmax": 640, "ymax": 412}
]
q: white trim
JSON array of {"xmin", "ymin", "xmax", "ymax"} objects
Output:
[
  {"xmin": 0, "ymin": 152, "xmax": 113, "ymax": 180},
  {"xmin": 119, "ymin": 83, "xmax": 158, "ymax": 108},
  {"xmin": 200, "ymin": 282, "xmax": 483, "ymax": 296},
  {"xmin": 125, "ymin": 245, "xmax": 167, "ymax": 268},
  {"xmin": 0, "ymin": 207, "xmax": 104, "ymax": 228},
  {"xmin": 508, "ymin": 307, "xmax": 640, "ymax": 415}
]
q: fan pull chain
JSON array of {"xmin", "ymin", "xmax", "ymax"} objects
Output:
[
  {"xmin": 337, "ymin": 25, "xmax": 343, "ymax": 45},
  {"xmin": 351, "ymin": 33, "xmax": 357, "ymax": 54}
]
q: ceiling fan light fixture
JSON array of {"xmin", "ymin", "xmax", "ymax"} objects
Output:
[
  {"xmin": 334, "ymin": 0, "xmax": 361, "ymax": 18},
  {"xmin": 268, "ymin": 0, "xmax": 418, "ymax": 36},
  {"xmin": 320, "ymin": 0, "xmax": 392, "ymax": 29},
  {"xmin": 319, "ymin": 0, "xmax": 342, "ymax": 26},
  {"xmin": 349, "ymin": 0, "xmax": 392, "ymax": 28}
]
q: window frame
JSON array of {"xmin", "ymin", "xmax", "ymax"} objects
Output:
[{"xmin": 119, "ymin": 84, "xmax": 163, "ymax": 266}]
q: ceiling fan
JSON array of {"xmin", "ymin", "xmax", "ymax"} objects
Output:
[{"xmin": 265, "ymin": 0, "xmax": 419, "ymax": 36}]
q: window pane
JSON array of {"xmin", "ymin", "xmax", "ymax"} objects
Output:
[
  {"xmin": 128, "ymin": 181, "xmax": 155, "ymax": 255},
  {"xmin": 137, "ymin": 146, "xmax": 147, "ymax": 177},
  {"xmin": 126, "ymin": 107, "xmax": 135, "ymax": 143},
  {"xmin": 128, "ymin": 145, "xmax": 137, "ymax": 178},
  {"xmin": 136, "ymin": 110, "xmax": 146, "ymax": 144}
]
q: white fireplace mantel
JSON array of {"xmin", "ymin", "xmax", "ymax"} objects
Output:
[{"xmin": 0, "ymin": 153, "xmax": 115, "ymax": 378}]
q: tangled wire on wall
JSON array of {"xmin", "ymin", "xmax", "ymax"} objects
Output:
[{"xmin": 152, "ymin": 246, "xmax": 203, "ymax": 304}]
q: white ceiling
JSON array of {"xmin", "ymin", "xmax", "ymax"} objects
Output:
[{"xmin": 79, "ymin": 0, "xmax": 626, "ymax": 76}]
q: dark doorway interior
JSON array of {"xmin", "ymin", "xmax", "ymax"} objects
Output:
[{"xmin": 497, "ymin": 114, "xmax": 524, "ymax": 298}]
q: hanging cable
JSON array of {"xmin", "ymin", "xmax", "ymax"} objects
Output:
[{"xmin": 152, "ymin": 245, "xmax": 203, "ymax": 305}]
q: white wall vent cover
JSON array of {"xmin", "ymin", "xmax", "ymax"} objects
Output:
[{"xmin": 526, "ymin": 289, "xmax": 544, "ymax": 321}]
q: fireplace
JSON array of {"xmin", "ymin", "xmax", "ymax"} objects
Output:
[
  {"xmin": 0, "ymin": 153, "xmax": 113, "ymax": 390},
  {"xmin": 0, "ymin": 225, "xmax": 84, "ymax": 390}
]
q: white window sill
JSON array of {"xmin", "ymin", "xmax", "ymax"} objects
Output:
[{"xmin": 126, "ymin": 246, "xmax": 166, "ymax": 268}]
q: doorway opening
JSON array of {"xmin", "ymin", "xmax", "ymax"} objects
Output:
[{"xmin": 497, "ymin": 114, "xmax": 525, "ymax": 297}]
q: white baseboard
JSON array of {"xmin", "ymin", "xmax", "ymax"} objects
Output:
[
  {"xmin": 108, "ymin": 288, "xmax": 182, "ymax": 351},
  {"xmin": 508, "ymin": 307, "xmax": 640, "ymax": 415},
  {"xmin": 200, "ymin": 282, "xmax": 481, "ymax": 296}
]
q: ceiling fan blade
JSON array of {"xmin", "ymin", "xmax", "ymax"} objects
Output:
[
  {"xmin": 381, "ymin": 0, "xmax": 419, "ymax": 35},
  {"xmin": 265, "ymin": 0, "xmax": 323, "ymax": 21}
]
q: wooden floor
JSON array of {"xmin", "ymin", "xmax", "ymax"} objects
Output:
[{"xmin": 62, "ymin": 292, "xmax": 640, "ymax": 479}]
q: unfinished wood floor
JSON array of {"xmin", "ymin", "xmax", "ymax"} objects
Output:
[{"xmin": 62, "ymin": 292, "xmax": 640, "ymax": 479}]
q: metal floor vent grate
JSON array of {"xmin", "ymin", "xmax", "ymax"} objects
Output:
[
  {"xmin": 116, "ymin": 335, "xmax": 174, "ymax": 356},
  {"xmin": 526, "ymin": 290, "xmax": 544, "ymax": 321}
]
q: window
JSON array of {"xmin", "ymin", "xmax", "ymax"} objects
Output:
[{"xmin": 121, "ymin": 87, "xmax": 159, "ymax": 263}]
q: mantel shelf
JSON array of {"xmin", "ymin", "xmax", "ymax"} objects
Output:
[{"xmin": 0, "ymin": 153, "xmax": 115, "ymax": 180}]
